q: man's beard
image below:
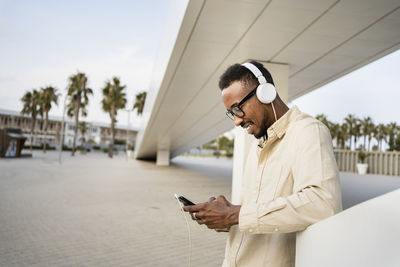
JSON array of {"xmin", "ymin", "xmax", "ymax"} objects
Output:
[{"xmin": 254, "ymin": 118, "xmax": 268, "ymax": 139}]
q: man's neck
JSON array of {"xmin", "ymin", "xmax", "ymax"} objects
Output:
[{"xmin": 274, "ymin": 101, "xmax": 289, "ymax": 121}]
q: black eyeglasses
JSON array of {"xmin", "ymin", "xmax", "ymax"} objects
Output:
[{"xmin": 226, "ymin": 87, "xmax": 257, "ymax": 120}]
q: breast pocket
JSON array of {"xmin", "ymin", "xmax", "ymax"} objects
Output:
[{"xmin": 258, "ymin": 165, "xmax": 293, "ymax": 203}]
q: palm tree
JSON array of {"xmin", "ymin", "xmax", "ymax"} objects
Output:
[
  {"xmin": 101, "ymin": 77, "xmax": 127, "ymax": 158},
  {"xmin": 66, "ymin": 72, "xmax": 93, "ymax": 156},
  {"xmin": 330, "ymin": 123, "xmax": 341, "ymax": 148},
  {"xmin": 78, "ymin": 121, "xmax": 88, "ymax": 153},
  {"xmin": 344, "ymin": 114, "xmax": 358, "ymax": 150},
  {"xmin": 395, "ymin": 125, "xmax": 400, "ymax": 152},
  {"xmin": 21, "ymin": 89, "xmax": 42, "ymax": 150},
  {"xmin": 360, "ymin": 116, "xmax": 374, "ymax": 151},
  {"xmin": 353, "ymin": 121, "xmax": 362, "ymax": 150},
  {"xmin": 40, "ymin": 86, "xmax": 59, "ymax": 153},
  {"xmin": 133, "ymin": 91, "xmax": 147, "ymax": 115},
  {"xmin": 386, "ymin": 122, "xmax": 398, "ymax": 151},
  {"xmin": 338, "ymin": 123, "xmax": 350, "ymax": 149},
  {"xmin": 374, "ymin": 123, "xmax": 387, "ymax": 151}
]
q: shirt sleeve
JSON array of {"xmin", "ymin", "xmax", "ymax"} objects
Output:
[{"xmin": 238, "ymin": 122, "xmax": 342, "ymax": 234}]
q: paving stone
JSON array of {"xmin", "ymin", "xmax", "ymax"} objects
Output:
[{"xmin": 0, "ymin": 152, "xmax": 233, "ymax": 267}]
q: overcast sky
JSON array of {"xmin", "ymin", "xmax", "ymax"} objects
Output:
[
  {"xmin": 290, "ymin": 49, "xmax": 400, "ymax": 125},
  {"xmin": 1, "ymin": 1, "xmax": 399, "ymax": 129},
  {"xmin": 0, "ymin": 0, "xmax": 168, "ymax": 128}
]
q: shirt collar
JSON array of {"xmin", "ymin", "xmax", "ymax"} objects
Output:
[
  {"xmin": 258, "ymin": 136, "xmax": 267, "ymax": 148},
  {"xmin": 267, "ymin": 105, "xmax": 301, "ymax": 140}
]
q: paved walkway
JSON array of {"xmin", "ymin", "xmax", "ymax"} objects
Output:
[
  {"xmin": 1, "ymin": 151, "xmax": 399, "ymax": 266},
  {"xmin": 0, "ymin": 152, "xmax": 232, "ymax": 267}
]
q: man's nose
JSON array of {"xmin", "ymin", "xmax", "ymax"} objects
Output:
[{"xmin": 234, "ymin": 116, "xmax": 243, "ymax": 127}]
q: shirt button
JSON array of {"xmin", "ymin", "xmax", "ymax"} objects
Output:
[{"xmin": 249, "ymin": 229, "xmax": 253, "ymax": 233}]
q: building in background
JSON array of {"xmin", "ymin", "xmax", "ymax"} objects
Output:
[{"xmin": 0, "ymin": 108, "xmax": 137, "ymax": 150}]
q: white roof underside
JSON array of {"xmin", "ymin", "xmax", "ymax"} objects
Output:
[{"xmin": 136, "ymin": 0, "xmax": 400, "ymax": 159}]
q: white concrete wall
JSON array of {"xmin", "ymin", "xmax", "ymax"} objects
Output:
[
  {"xmin": 296, "ymin": 189, "xmax": 400, "ymax": 267},
  {"xmin": 231, "ymin": 127, "xmax": 255, "ymax": 204}
]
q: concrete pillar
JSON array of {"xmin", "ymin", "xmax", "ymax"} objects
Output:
[
  {"xmin": 231, "ymin": 62, "xmax": 289, "ymax": 204},
  {"xmin": 263, "ymin": 62, "xmax": 289, "ymax": 103},
  {"xmin": 232, "ymin": 128, "xmax": 255, "ymax": 204},
  {"xmin": 156, "ymin": 149, "xmax": 170, "ymax": 166}
]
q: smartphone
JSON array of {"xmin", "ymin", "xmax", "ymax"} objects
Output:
[{"xmin": 174, "ymin": 194, "xmax": 196, "ymax": 206}]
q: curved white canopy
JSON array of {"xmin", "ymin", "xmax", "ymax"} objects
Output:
[{"xmin": 136, "ymin": 0, "xmax": 400, "ymax": 160}]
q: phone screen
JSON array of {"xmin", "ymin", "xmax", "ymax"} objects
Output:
[{"xmin": 177, "ymin": 195, "xmax": 196, "ymax": 206}]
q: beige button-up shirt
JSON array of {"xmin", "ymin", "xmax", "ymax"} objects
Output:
[{"xmin": 222, "ymin": 106, "xmax": 342, "ymax": 267}]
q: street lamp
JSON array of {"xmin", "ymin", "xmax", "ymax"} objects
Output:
[
  {"xmin": 124, "ymin": 107, "xmax": 134, "ymax": 159},
  {"xmin": 58, "ymin": 93, "xmax": 68, "ymax": 164}
]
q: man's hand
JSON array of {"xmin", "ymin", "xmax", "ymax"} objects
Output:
[{"xmin": 183, "ymin": 195, "xmax": 241, "ymax": 230}]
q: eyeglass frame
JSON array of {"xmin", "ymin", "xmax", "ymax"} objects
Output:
[{"xmin": 226, "ymin": 87, "xmax": 257, "ymax": 120}]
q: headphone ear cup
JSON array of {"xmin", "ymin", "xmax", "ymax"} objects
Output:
[{"xmin": 256, "ymin": 83, "xmax": 276, "ymax": 104}]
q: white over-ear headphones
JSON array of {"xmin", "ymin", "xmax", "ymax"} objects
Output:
[{"xmin": 241, "ymin": 62, "xmax": 276, "ymax": 104}]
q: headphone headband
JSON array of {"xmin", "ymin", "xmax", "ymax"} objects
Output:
[{"xmin": 241, "ymin": 62, "xmax": 267, "ymax": 84}]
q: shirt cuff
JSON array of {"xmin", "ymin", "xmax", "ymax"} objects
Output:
[
  {"xmin": 238, "ymin": 200, "xmax": 287, "ymax": 234},
  {"xmin": 238, "ymin": 203, "xmax": 259, "ymax": 233}
]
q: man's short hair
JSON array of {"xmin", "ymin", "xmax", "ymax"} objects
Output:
[{"xmin": 218, "ymin": 61, "xmax": 274, "ymax": 91}]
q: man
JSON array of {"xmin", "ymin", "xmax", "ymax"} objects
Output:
[{"xmin": 184, "ymin": 61, "xmax": 342, "ymax": 267}]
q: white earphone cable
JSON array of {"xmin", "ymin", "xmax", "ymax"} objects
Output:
[
  {"xmin": 271, "ymin": 102, "xmax": 277, "ymax": 122},
  {"xmin": 175, "ymin": 197, "xmax": 192, "ymax": 267}
]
